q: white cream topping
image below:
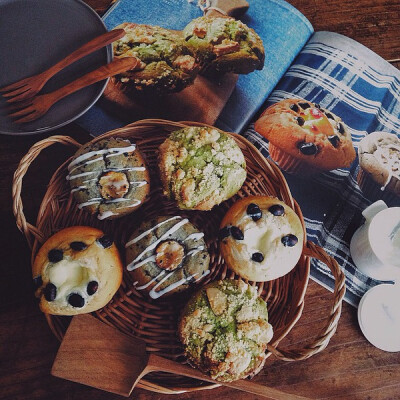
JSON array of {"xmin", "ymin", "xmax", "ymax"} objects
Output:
[
  {"xmin": 374, "ymin": 144, "xmax": 400, "ymax": 190},
  {"xmin": 46, "ymin": 258, "xmax": 95, "ymax": 303}
]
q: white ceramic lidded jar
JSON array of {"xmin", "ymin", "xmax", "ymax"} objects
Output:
[{"xmin": 350, "ymin": 200, "xmax": 400, "ymax": 352}]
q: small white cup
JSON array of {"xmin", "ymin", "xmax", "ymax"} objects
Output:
[{"xmin": 350, "ymin": 200, "xmax": 400, "ymax": 281}]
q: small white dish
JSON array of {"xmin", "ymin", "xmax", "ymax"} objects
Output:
[{"xmin": 358, "ymin": 284, "xmax": 400, "ymax": 352}]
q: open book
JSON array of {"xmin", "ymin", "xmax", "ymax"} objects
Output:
[{"xmin": 78, "ymin": 0, "xmax": 400, "ymax": 306}]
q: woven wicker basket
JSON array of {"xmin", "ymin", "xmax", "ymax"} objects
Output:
[{"xmin": 13, "ymin": 119, "xmax": 346, "ymax": 394}]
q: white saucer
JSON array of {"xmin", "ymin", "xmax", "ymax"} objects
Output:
[{"xmin": 358, "ymin": 284, "xmax": 400, "ymax": 352}]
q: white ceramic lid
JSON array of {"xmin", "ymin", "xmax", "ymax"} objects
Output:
[{"xmin": 358, "ymin": 284, "xmax": 400, "ymax": 352}]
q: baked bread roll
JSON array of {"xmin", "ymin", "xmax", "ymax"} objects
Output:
[
  {"xmin": 158, "ymin": 126, "xmax": 246, "ymax": 210},
  {"xmin": 357, "ymin": 131, "xmax": 400, "ymax": 201},
  {"xmin": 254, "ymin": 98, "xmax": 356, "ymax": 174},
  {"xmin": 182, "ymin": 16, "xmax": 264, "ymax": 75},
  {"xmin": 125, "ymin": 216, "xmax": 210, "ymax": 299},
  {"xmin": 32, "ymin": 226, "xmax": 123, "ymax": 315},
  {"xmin": 112, "ymin": 23, "xmax": 199, "ymax": 94},
  {"xmin": 67, "ymin": 138, "xmax": 150, "ymax": 220},
  {"xmin": 219, "ymin": 196, "xmax": 304, "ymax": 281},
  {"xmin": 179, "ymin": 279, "xmax": 273, "ymax": 382}
]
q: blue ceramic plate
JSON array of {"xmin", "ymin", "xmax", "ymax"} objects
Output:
[{"xmin": 0, "ymin": 0, "xmax": 112, "ymax": 135}]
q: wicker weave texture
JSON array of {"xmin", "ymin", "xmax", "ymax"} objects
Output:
[{"xmin": 12, "ymin": 120, "xmax": 346, "ymax": 394}]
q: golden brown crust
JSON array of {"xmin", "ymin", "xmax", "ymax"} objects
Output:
[
  {"xmin": 33, "ymin": 226, "xmax": 123, "ymax": 315},
  {"xmin": 254, "ymin": 98, "xmax": 356, "ymax": 171},
  {"xmin": 219, "ymin": 196, "xmax": 304, "ymax": 281}
]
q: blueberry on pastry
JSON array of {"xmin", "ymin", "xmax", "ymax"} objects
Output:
[
  {"xmin": 32, "ymin": 226, "xmax": 123, "ymax": 315},
  {"xmin": 254, "ymin": 98, "xmax": 356, "ymax": 174},
  {"xmin": 219, "ymin": 196, "xmax": 304, "ymax": 281}
]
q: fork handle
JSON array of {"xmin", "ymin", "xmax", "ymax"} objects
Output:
[
  {"xmin": 46, "ymin": 57, "xmax": 141, "ymax": 104},
  {"xmin": 40, "ymin": 29, "xmax": 126, "ymax": 82}
]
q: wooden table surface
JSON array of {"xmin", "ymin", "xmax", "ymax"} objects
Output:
[{"xmin": 1, "ymin": 1, "xmax": 399, "ymax": 399}]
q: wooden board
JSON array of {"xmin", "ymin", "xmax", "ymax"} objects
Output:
[{"xmin": 99, "ymin": 73, "xmax": 238, "ymax": 125}]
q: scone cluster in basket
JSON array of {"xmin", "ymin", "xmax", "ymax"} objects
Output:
[{"xmin": 31, "ymin": 124, "xmax": 307, "ymax": 383}]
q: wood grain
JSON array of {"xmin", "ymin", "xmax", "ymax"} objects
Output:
[{"xmin": 1, "ymin": 0, "xmax": 400, "ymax": 400}]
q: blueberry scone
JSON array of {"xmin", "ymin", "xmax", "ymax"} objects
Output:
[
  {"xmin": 158, "ymin": 126, "xmax": 246, "ymax": 210},
  {"xmin": 182, "ymin": 16, "xmax": 264, "ymax": 74},
  {"xmin": 179, "ymin": 279, "xmax": 273, "ymax": 382},
  {"xmin": 112, "ymin": 23, "xmax": 199, "ymax": 94},
  {"xmin": 254, "ymin": 98, "xmax": 356, "ymax": 173},
  {"xmin": 219, "ymin": 196, "xmax": 304, "ymax": 281},
  {"xmin": 67, "ymin": 138, "xmax": 150, "ymax": 220},
  {"xmin": 32, "ymin": 226, "xmax": 123, "ymax": 315},
  {"xmin": 125, "ymin": 216, "xmax": 210, "ymax": 299}
]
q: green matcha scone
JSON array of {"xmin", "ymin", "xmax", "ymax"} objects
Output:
[
  {"xmin": 182, "ymin": 16, "xmax": 264, "ymax": 75},
  {"xmin": 179, "ymin": 279, "xmax": 273, "ymax": 382},
  {"xmin": 112, "ymin": 23, "xmax": 199, "ymax": 94},
  {"xmin": 158, "ymin": 126, "xmax": 247, "ymax": 210}
]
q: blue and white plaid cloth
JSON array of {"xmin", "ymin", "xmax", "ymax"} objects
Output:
[{"xmin": 244, "ymin": 31, "xmax": 400, "ymax": 306}]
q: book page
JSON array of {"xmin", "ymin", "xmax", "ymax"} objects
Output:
[
  {"xmin": 244, "ymin": 31, "xmax": 400, "ymax": 306},
  {"xmin": 77, "ymin": 0, "xmax": 313, "ymax": 135}
]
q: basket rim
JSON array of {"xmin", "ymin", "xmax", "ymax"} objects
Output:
[{"xmin": 12, "ymin": 119, "xmax": 345, "ymax": 395}]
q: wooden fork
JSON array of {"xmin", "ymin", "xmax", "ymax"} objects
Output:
[
  {"xmin": 0, "ymin": 29, "xmax": 125, "ymax": 103},
  {"xmin": 8, "ymin": 57, "xmax": 143, "ymax": 123}
]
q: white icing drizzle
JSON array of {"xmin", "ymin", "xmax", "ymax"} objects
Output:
[
  {"xmin": 104, "ymin": 167, "xmax": 146, "ymax": 172},
  {"xmin": 67, "ymin": 144, "xmax": 136, "ymax": 171},
  {"xmin": 66, "ymin": 171, "xmax": 97, "ymax": 181},
  {"xmin": 70, "ymin": 186, "xmax": 87, "ymax": 193},
  {"xmin": 78, "ymin": 198, "xmax": 102, "ymax": 209},
  {"xmin": 126, "ymin": 217, "xmax": 209, "ymax": 298},
  {"xmin": 127, "ymin": 255, "xmax": 157, "ymax": 271},
  {"xmin": 185, "ymin": 246, "xmax": 205, "ymax": 257},
  {"xmin": 135, "ymin": 271, "xmax": 165, "ymax": 290},
  {"xmin": 127, "ymin": 218, "xmax": 189, "ymax": 266},
  {"xmin": 129, "ymin": 180, "xmax": 148, "ymax": 187},
  {"xmin": 148, "ymin": 269, "xmax": 210, "ymax": 299},
  {"xmin": 185, "ymin": 232, "xmax": 204, "ymax": 241},
  {"xmin": 97, "ymin": 210, "xmax": 118, "ymax": 220},
  {"xmin": 125, "ymin": 216, "xmax": 182, "ymax": 247},
  {"xmin": 68, "ymin": 156, "xmax": 103, "ymax": 175}
]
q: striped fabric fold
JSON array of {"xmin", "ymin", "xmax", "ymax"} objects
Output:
[{"xmin": 243, "ymin": 31, "xmax": 400, "ymax": 306}]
